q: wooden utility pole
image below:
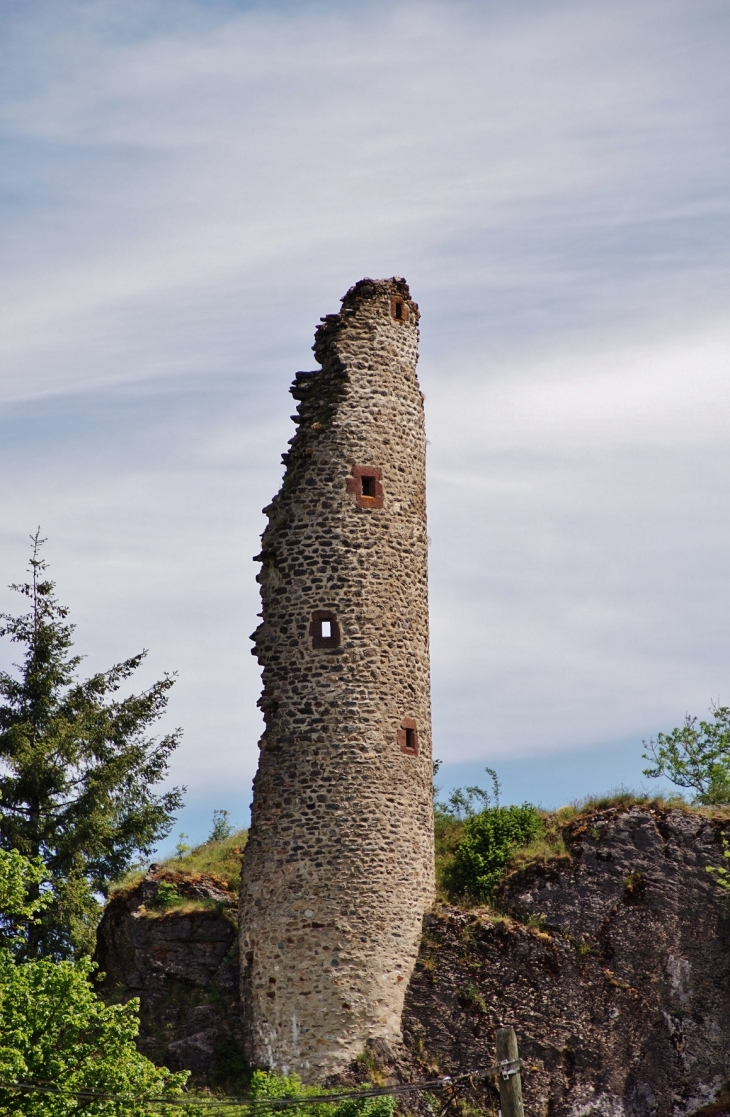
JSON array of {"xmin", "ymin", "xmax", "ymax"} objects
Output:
[{"xmin": 496, "ymin": 1026, "xmax": 524, "ymax": 1117}]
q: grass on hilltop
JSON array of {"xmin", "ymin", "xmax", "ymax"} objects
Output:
[
  {"xmin": 434, "ymin": 787, "xmax": 722, "ymax": 907},
  {"xmin": 157, "ymin": 829, "xmax": 249, "ymax": 890},
  {"xmin": 111, "ymin": 828, "xmax": 248, "ymax": 898},
  {"xmin": 109, "ymin": 787, "xmax": 729, "ymax": 909}
]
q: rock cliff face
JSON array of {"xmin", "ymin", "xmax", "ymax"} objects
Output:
[
  {"xmin": 94, "ymin": 868, "xmax": 242, "ymax": 1083},
  {"xmin": 403, "ymin": 805, "xmax": 730, "ymax": 1117},
  {"xmin": 95, "ymin": 806, "xmax": 730, "ymax": 1115}
]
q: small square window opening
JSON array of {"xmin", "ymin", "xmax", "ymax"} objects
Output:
[
  {"xmin": 310, "ymin": 610, "xmax": 341, "ymax": 649},
  {"xmin": 347, "ymin": 465, "xmax": 384, "ymax": 509}
]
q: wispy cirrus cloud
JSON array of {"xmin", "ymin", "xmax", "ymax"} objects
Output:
[{"xmin": 1, "ymin": 0, "xmax": 730, "ymax": 836}]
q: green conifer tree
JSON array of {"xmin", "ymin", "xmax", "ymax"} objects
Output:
[{"xmin": 0, "ymin": 532, "xmax": 184, "ymax": 958}]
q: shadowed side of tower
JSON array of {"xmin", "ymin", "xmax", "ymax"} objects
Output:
[{"xmin": 239, "ymin": 278, "xmax": 434, "ymax": 1080}]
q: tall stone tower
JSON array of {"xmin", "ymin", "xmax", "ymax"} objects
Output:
[{"xmin": 239, "ymin": 277, "xmax": 434, "ymax": 1080}]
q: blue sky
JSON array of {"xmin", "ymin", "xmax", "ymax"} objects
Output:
[{"xmin": 2, "ymin": 0, "xmax": 730, "ymax": 851}]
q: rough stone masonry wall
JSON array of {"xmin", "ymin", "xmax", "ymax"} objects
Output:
[{"xmin": 239, "ymin": 277, "xmax": 435, "ymax": 1080}]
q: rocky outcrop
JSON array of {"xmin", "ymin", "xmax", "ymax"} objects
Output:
[
  {"xmin": 95, "ymin": 806, "xmax": 730, "ymax": 1114},
  {"xmin": 94, "ymin": 868, "xmax": 243, "ymax": 1083},
  {"xmin": 402, "ymin": 805, "xmax": 730, "ymax": 1117}
]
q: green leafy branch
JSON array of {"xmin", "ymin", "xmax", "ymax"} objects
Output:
[
  {"xmin": 642, "ymin": 705, "xmax": 730, "ymax": 805},
  {"xmin": 707, "ymin": 835, "xmax": 730, "ymax": 896}
]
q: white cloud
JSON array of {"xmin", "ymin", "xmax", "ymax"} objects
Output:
[
  {"xmin": 426, "ymin": 315, "xmax": 730, "ymax": 761},
  {"xmin": 1, "ymin": 0, "xmax": 730, "ymax": 834},
  {"xmin": 2, "ymin": 0, "xmax": 724, "ymax": 402},
  {"xmin": 429, "ymin": 319, "xmax": 730, "ymax": 454}
]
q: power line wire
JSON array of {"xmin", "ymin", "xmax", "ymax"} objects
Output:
[{"xmin": 0, "ymin": 1059, "xmax": 523, "ymax": 1109}]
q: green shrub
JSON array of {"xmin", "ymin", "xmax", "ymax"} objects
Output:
[
  {"xmin": 333, "ymin": 1096, "xmax": 395, "ymax": 1117},
  {"xmin": 248, "ymin": 1070, "xmax": 395, "ymax": 1117},
  {"xmin": 446, "ymin": 804, "xmax": 541, "ymax": 901},
  {"xmin": 457, "ymin": 983, "xmax": 487, "ymax": 1014},
  {"xmin": 434, "ymin": 811, "xmax": 466, "ymax": 900},
  {"xmin": 154, "ymin": 881, "xmax": 181, "ymax": 909}
]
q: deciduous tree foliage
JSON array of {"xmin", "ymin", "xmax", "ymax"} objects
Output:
[
  {"xmin": 0, "ymin": 534, "xmax": 184, "ymax": 958},
  {"xmin": 643, "ymin": 706, "xmax": 730, "ymax": 804},
  {"xmin": 707, "ymin": 836, "xmax": 730, "ymax": 897},
  {"xmin": 0, "ymin": 846, "xmax": 193, "ymax": 1116},
  {"xmin": 0, "ymin": 953, "xmax": 195, "ymax": 1117}
]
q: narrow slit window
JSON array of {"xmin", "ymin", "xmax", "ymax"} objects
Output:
[
  {"xmin": 321, "ymin": 619, "xmax": 332, "ymax": 639},
  {"xmin": 398, "ymin": 719, "xmax": 419, "ymax": 756},
  {"xmin": 361, "ymin": 475, "xmax": 377, "ymax": 498},
  {"xmin": 390, "ymin": 296, "xmax": 408, "ymax": 322}
]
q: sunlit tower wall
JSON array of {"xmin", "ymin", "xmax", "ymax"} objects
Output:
[{"xmin": 239, "ymin": 277, "xmax": 434, "ymax": 1079}]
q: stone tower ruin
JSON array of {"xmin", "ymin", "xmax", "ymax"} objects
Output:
[{"xmin": 239, "ymin": 277, "xmax": 434, "ymax": 1080}]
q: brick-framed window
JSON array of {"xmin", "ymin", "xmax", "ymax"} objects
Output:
[
  {"xmin": 398, "ymin": 718, "xmax": 419, "ymax": 756},
  {"xmin": 346, "ymin": 465, "xmax": 384, "ymax": 509},
  {"xmin": 309, "ymin": 610, "xmax": 341, "ymax": 649},
  {"xmin": 390, "ymin": 295, "xmax": 409, "ymax": 323}
]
